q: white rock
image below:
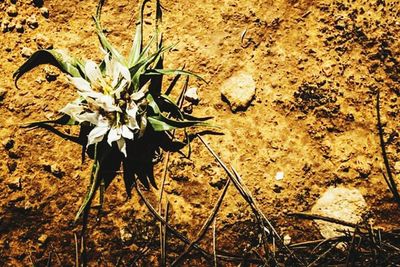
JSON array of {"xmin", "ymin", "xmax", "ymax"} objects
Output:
[
  {"xmin": 34, "ymin": 33, "xmax": 53, "ymax": 49},
  {"xmin": 6, "ymin": 5, "xmax": 18, "ymax": 17},
  {"xmin": 275, "ymin": 171, "xmax": 284, "ymax": 181},
  {"xmin": 120, "ymin": 227, "xmax": 133, "ymax": 243},
  {"xmin": 40, "ymin": 7, "xmax": 49, "ymax": 18},
  {"xmin": 21, "ymin": 47, "xmax": 33, "ymax": 58},
  {"xmin": 220, "ymin": 72, "xmax": 256, "ymax": 112},
  {"xmin": 283, "ymin": 234, "xmax": 291, "ymax": 245},
  {"xmin": 15, "ymin": 23, "xmax": 24, "ymax": 33},
  {"xmin": 184, "ymin": 87, "xmax": 199, "ymax": 103},
  {"xmin": 311, "ymin": 187, "xmax": 368, "ymax": 239},
  {"xmin": 27, "ymin": 15, "xmax": 38, "ymax": 29}
]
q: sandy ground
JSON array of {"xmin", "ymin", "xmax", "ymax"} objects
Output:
[{"xmin": 1, "ymin": 0, "xmax": 400, "ymax": 265}]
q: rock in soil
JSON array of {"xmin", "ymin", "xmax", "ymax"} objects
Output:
[
  {"xmin": 120, "ymin": 227, "xmax": 133, "ymax": 243},
  {"xmin": 34, "ymin": 33, "xmax": 53, "ymax": 49},
  {"xmin": 311, "ymin": 187, "xmax": 368, "ymax": 239},
  {"xmin": 353, "ymin": 155, "xmax": 372, "ymax": 178},
  {"xmin": 26, "ymin": 15, "xmax": 38, "ymax": 29},
  {"xmin": 7, "ymin": 177, "xmax": 21, "ymax": 191},
  {"xmin": 220, "ymin": 72, "xmax": 256, "ymax": 112},
  {"xmin": 0, "ymin": 88, "xmax": 7, "ymax": 101},
  {"xmin": 6, "ymin": 6, "xmax": 18, "ymax": 17},
  {"xmin": 40, "ymin": 7, "xmax": 49, "ymax": 18},
  {"xmin": 21, "ymin": 47, "xmax": 33, "ymax": 58},
  {"xmin": 43, "ymin": 164, "xmax": 64, "ymax": 178},
  {"xmin": 184, "ymin": 87, "xmax": 199, "ymax": 104},
  {"xmin": 38, "ymin": 234, "xmax": 48, "ymax": 245}
]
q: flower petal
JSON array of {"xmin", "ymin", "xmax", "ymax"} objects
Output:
[
  {"xmin": 131, "ymin": 90, "xmax": 145, "ymax": 101},
  {"xmin": 113, "ymin": 79, "xmax": 128, "ymax": 98},
  {"xmin": 88, "ymin": 126, "xmax": 109, "ymax": 145},
  {"xmin": 107, "ymin": 126, "xmax": 122, "ymax": 146},
  {"xmin": 85, "ymin": 60, "xmax": 103, "ymax": 85},
  {"xmin": 116, "ymin": 138, "xmax": 127, "ymax": 157},
  {"xmin": 126, "ymin": 102, "xmax": 139, "ymax": 130},
  {"xmin": 60, "ymin": 102, "xmax": 84, "ymax": 122},
  {"xmin": 97, "ymin": 95, "xmax": 121, "ymax": 112},
  {"xmin": 118, "ymin": 62, "xmax": 131, "ymax": 83},
  {"xmin": 121, "ymin": 125, "xmax": 134, "ymax": 140},
  {"xmin": 68, "ymin": 77, "xmax": 92, "ymax": 93},
  {"xmin": 78, "ymin": 112, "xmax": 99, "ymax": 125}
]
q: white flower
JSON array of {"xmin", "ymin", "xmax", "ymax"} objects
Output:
[{"xmin": 60, "ymin": 55, "xmax": 143, "ymax": 157}]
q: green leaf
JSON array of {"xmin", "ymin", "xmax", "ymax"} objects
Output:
[
  {"xmin": 127, "ymin": 0, "xmax": 151, "ymax": 66},
  {"xmin": 93, "ymin": 16, "xmax": 126, "ymax": 65},
  {"xmin": 148, "ymin": 114, "xmax": 210, "ymax": 132},
  {"xmin": 13, "ymin": 49, "xmax": 83, "ymax": 87},
  {"xmin": 129, "ymin": 45, "xmax": 171, "ymax": 92},
  {"xmin": 75, "ymin": 145, "xmax": 100, "ymax": 221},
  {"xmin": 146, "ymin": 93, "xmax": 161, "ymax": 115},
  {"xmin": 164, "ymin": 66, "xmax": 184, "ymax": 96},
  {"xmin": 145, "ymin": 69, "xmax": 207, "ymax": 83}
]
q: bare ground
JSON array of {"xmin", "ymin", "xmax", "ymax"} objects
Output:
[{"xmin": 1, "ymin": 0, "xmax": 400, "ymax": 265}]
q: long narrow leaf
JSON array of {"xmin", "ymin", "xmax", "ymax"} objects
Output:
[
  {"xmin": 128, "ymin": 0, "xmax": 150, "ymax": 66},
  {"xmin": 145, "ymin": 69, "xmax": 207, "ymax": 83},
  {"xmin": 14, "ymin": 50, "xmax": 83, "ymax": 86},
  {"xmin": 93, "ymin": 16, "xmax": 126, "ymax": 65},
  {"xmin": 75, "ymin": 150, "xmax": 100, "ymax": 222}
]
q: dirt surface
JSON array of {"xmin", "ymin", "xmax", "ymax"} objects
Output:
[{"xmin": 1, "ymin": 0, "xmax": 400, "ymax": 265}]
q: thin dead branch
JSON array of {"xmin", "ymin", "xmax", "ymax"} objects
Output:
[{"xmin": 376, "ymin": 90, "xmax": 400, "ymax": 206}]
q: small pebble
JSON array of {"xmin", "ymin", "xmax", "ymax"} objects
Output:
[
  {"xmin": 15, "ymin": 23, "xmax": 23, "ymax": 33},
  {"xmin": 18, "ymin": 17, "xmax": 26, "ymax": 24},
  {"xmin": 44, "ymin": 164, "xmax": 64, "ymax": 178},
  {"xmin": 27, "ymin": 15, "xmax": 38, "ymax": 29},
  {"xmin": 7, "ymin": 177, "xmax": 21, "ymax": 190},
  {"xmin": 40, "ymin": 7, "xmax": 49, "ymax": 18},
  {"xmin": 275, "ymin": 171, "xmax": 284, "ymax": 181},
  {"xmin": 0, "ymin": 88, "xmax": 7, "ymax": 101},
  {"xmin": 2, "ymin": 19, "xmax": 10, "ymax": 32},
  {"xmin": 7, "ymin": 21, "xmax": 15, "ymax": 31},
  {"xmin": 38, "ymin": 234, "xmax": 48, "ymax": 245},
  {"xmin": 44, "ymin": 66, "xmax": 59, "ymax": 81},
  {"xmin": 283, "ymin": 234, "xmax": 291, "ymax": 245},
  {"xmin": 3, "ymin": 138, "xmax": 14, "ymax": 150},
  {"xmin": 184, "ymin": 87, "xmax": 200, "ymax": 104},
  {"xmin": 6, "ymin": 6, "xmax": 18, "ymax": 17},
  {"xmin": 34, "ymin": 33, "xmax": 53, "ymax": 49},
  {"xmin": 32, "ymin": 0, "xmax": 44, "ymax": 7},
  {"xmin": 21, "ymin": 47, "xmax": 33, "ymax": 58},
  {"xmin": 120, "ymin": 227, "xmax": 133, "ymax": 243}
]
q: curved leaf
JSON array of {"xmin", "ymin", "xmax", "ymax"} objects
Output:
[
  {"xmin": 93, "ymin": 16, "xmax": 126, "ymax": 65},
  {"xmin": 145, "ymin": 69, "xmax": 207, "ymax": 83},
  {"xmin": 13, "ymin": 49, "xmax": 83, "ymax": 87}
]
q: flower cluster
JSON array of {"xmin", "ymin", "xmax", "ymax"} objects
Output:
[{"xmin": 61, "ymin": 55, "xmax": 146, "ymax": 157}]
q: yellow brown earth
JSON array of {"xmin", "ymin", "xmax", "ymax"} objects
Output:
[{"xmin": 1, "ymin": 0, "xmax": 400, "ymax": 266}]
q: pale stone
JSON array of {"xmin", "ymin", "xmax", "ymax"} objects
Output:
[
  {"xmin": 283, "ymin": 234, "xmax": 291, "ymax": 245},
  {"xmin": 184, "ymin": 87, "xmax": 199, "ymax": 103},
  {"xmin": 6, "ymin": 5, "xmax": 18, "ymax": 17},
  {"xmin": 27, "ymin": 15, "xmax": 38, "ymax": 29},
  {"xmin": 120, "ymin": 227, "xmax": 133, "ymax": 243},
  {"xmin": 221, "ymin": 72, "xmax": 256, "ymax": 112},
  {"xmin": 311, "ymin": 187, "xmax": 368, "ymax": 239},
  {"xmin": 21, "ymin": 47, "xmax": 33, "ymax": 58},
  {"xmin": 275, "ymin": 171, "xmax": 284, "ymax": 181}
]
